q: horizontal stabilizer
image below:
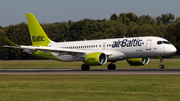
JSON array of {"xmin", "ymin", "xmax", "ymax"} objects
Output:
[{"xmin": 4, "ymin": 37, "xmax": 17, "ymax": 46}]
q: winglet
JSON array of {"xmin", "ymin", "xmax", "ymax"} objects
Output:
[{"xmin": 4, "ymin": 37, "xmax": 17, "ymax": 46}]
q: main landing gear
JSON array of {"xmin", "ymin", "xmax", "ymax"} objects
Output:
[
  {"xmin": 159, "ymin": 59, "xmax": 165, "ymax": 69},
  {"xmin": 107, "ymin": 62, "xmax": 116, "ymax": 70},
  {"xmin": 81, "ymin": 64, "xmax": 90, "ymax": 70},
  {"xmin": 81, "ymin": 63, "xmax": 117, "ymax": 70}
]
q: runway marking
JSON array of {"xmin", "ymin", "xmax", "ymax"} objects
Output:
[{"xmin": 0, "ymin": 69, "xmax": 180, "ymax": 75}]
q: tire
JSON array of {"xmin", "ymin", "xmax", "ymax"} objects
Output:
[
  {"xmin": 107, "ymin": 64, "xmax": 116, "ymax": 70},
  {"xmin": 81, "ymin": 64, "xmax": 90, "ymax": 70},
  {"xmin": 159, "ymin": 65, "xmax": 165, "ymax": 69}
]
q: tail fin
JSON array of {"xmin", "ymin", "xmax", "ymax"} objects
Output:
[{"xmin": 26, "ymin": 13, "xmax": 51, "ymax": 46}]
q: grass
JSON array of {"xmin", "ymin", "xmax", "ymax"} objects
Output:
[
  {"xmin": 0, "ymin": 60, "xmax": 180, "ymax": 100},
  {"xmin": 0, "ymin": 75, "xmax": 180, "ymax": 101},
  {"xmin": 0, "ymin": 59, "xmax": 179, "ymax": 69}
]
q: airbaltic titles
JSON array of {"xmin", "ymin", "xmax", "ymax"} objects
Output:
[{"xmin": 112, "ymin": 38, "xmax": 144, "ymax": 48}]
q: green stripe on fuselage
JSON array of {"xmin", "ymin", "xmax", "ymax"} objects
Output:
[{"xmin": 31, "ymin": 51, "xmax": 60, "ymax": 61}]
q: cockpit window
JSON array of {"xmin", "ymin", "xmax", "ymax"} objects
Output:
[
  {"xmin": 163, "ymin": 41, "xmax": 171, "ymax": 44},
  {"xmin": 157, "ymin": 41, "xmax": 162, "ymax": 45},
  {"xmin": 157, "ymin": 41, "xmax": 171, "ymax": 45}
]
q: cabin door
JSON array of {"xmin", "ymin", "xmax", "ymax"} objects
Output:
[{"xmin": 146, "ymin": 39, "xmax": 152, "ymax": 50}]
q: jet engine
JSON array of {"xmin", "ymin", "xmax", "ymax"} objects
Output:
[
  {"xmin": 85, "ymin": 52, "xmax": 107, "ymax": 66},
  {"xmin": 127, "ymin": 58, "xmax": 149, "ymax": 66}
]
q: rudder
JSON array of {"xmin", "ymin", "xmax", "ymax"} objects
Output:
[{"xmin": 26, "ymin": 13, "xmax": 51, "ymax": 46}]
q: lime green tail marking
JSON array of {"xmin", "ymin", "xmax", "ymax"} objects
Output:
[{"xmin": 26, "ymin": 13, "xmax": 50, "ymax": 46}]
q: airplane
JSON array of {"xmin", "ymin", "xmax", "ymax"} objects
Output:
[{"xmin": 4, "ymin": 13, "xmax": 177, "ymax": 70}]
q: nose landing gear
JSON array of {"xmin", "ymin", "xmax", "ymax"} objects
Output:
[
  {"xmin": 157, "ymin": 56, "xmax": 165, "ymax": 69},
  {"xmin": 159, "ymin": 59, "xmax": 165, "ymax": 69}
]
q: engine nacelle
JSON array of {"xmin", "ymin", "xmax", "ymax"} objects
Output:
[
  {"xmin": 85, "ymin": 52, "xmax": 107, "ymax": 66},
  {"xmin": 127, "ymin": 58, "xmax": 149, "ymax": 66}
]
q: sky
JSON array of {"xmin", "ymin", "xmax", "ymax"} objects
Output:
[{"xmin": 0, "ymin": 0, "xmax": 180, "ymax": 27}]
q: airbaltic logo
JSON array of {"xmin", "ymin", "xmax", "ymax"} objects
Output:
[
  {"xmin": 32, "ymin": 35, "xmax": 44, "ymax": 42},
  {"xmin": 87, "ymin": 58, "xmax": 96, "ymax": 61},
  {"xmin": 112, "ymin": 38, "xmax": 144, "ymax": 48}
]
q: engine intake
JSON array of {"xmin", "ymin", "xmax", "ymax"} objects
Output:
[
  {"xmin": 127, "ymin": 58, "xmax": 149, "ymax": 66},
  {"xmin": 85, "ymin": 52, "xmax": 107, "ymax": 66}
]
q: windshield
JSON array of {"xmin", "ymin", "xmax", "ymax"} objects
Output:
[
  {"xmin": 157, "ymin": 41, "xmax": 162, "ymax": 45},
  {"xmin": 163, "ymin": 41, "xmax": 171, "ymax": 44},
  {"xmin": 157, "ymin": 41, "xmax": 171, "ymax": 45}
]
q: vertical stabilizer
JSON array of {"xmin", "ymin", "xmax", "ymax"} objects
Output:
[{"xmin": 26, "ymin": 13, "xmax": 51, "ymax": 46}]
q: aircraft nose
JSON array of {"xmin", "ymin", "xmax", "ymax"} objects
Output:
[{"xmin": 166, "ymin": 45, "xmax": 177, "ymax": 54}]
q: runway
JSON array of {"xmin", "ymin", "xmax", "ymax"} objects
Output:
[{"xmin": 0, "ymin": 68, "xmax": 180, "ymax": 75}]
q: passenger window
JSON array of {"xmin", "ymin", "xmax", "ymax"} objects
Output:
[{"xmin": 157, "ymin": 41, "xmax": 162, "ymax": 45}]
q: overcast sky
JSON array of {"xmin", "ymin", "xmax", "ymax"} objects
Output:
[{"xmin": 0, "ymin": 0, "xmax": 179, "ymax": 27}]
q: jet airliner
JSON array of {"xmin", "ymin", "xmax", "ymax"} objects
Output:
[{"xmin": 4, "ymin": 13, "xmax": 177, "ymax": 70}]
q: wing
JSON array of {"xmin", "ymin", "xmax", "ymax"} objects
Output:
[
  {"xmin": 3, "ymin": 45, "xmax": 112, "ymax": 56},
  {"xmin": 4, "ymin": 45, "xmax": 86, "ymax": 54}
]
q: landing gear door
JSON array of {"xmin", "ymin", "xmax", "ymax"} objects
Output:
[{"xmin": 146, "ymin": 39, "xmax": 152, "ymax": 50}]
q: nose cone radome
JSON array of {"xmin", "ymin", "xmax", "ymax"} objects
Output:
[{"xmin": 166, "ymin": 45, "xmax": 177, "ymax": 55}]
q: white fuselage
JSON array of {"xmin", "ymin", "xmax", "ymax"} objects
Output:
[{"xmin": 46, "ymin": 36, "xmax": 176, "ymax": 62}]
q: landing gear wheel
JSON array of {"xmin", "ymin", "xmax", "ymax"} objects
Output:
[
  {"xmin": 107, "ymin": 64, "xmax": 116, "ymax": 70},
  {"xmin": 81, "ymin": 64, "xmax": 90, "ymax": 70},
  {"xmin": 159, "ymin": 65, "xmax": 165, "ymax": 69}
]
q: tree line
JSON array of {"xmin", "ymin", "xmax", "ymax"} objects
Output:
[{"xmin": 0, "ymin": 12, "xmax": 180, "ymax": 60}]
